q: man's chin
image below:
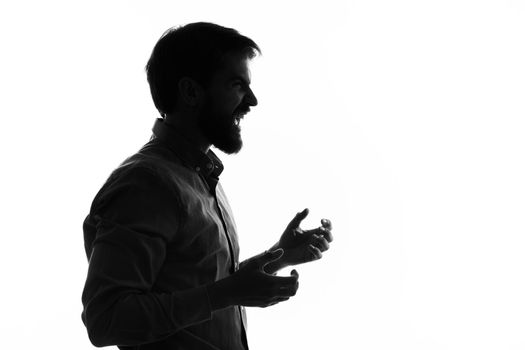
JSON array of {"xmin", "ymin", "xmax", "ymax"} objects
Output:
[
  {"xmin": 213, "ymin": 137, "xmax": 243, "ymax": 154},
  {"xmin": 201, "ymin": 118, "xmax": 243, "ymax": 154}
]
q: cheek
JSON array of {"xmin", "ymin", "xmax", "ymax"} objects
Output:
[
  {"xmin": 207, "ymin": 87, "xmax": 243, "ymax": 114},
  {"xmin": 221, "ymin": 88, "xmax": 244, "ymax": 107},
  {"xmin": 224, "ymin": 93, "xmax": 242, "ymax": 108}
]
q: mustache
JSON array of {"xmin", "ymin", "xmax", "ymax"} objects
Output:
[{"xmin": 234, "ymin": 105, "xmax": 251, "ymax": 115}]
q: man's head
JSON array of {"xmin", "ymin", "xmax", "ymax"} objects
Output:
[{"xmin": 145, "ymin": 22, "xmax": 260, "ymax": 154}]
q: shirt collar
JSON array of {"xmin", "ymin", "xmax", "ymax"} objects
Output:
[{"xmin": 151, "ymin": 118, "xmax": 224, "ymax": 181}]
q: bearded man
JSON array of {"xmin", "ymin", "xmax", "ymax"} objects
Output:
[{"xmin": 81, "ymin": 22, "xmax": 333, "ymax": 350}]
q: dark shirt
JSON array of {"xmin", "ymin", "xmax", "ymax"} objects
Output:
[{"xmin": 81, "ymin": 119, "xmax": 248, "ymax": 350}]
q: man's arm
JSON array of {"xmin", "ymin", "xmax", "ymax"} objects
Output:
[{"xmin": 81, "ymin": 167, "xmax": 213, "ymax": 347}]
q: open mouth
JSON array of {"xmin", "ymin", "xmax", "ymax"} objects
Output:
[
  {"xmin": 234, "ymin": 115, "xmax": 243, "ymax": 126},
  {"xmin": 233, "ymin": 111, "xmax": 248, "ymax": 126},
  {"xmin": 233, "ymin": 107, "xmax": 250, "ymax": 127}
]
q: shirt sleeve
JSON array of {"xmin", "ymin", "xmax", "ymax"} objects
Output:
[{"xmin": 81, "ymin": 166, "xmax": 212, "ymax": 347}]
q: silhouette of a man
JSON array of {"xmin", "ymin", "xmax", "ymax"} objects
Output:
[{"xmin": 81, "ymin": 22, "xmax": 333, "ymax": 350}]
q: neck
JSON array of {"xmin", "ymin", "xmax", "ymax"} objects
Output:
[{"xmin": 164, "ymin": 113, "xmax": 211, "ymax": 153}]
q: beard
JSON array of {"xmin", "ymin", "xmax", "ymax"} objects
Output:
[{"xmin": 198, "ymin": 103, "xmax": 246, "ymax": 155}]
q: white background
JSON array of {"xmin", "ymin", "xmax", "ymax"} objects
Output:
[{"xmin": 1, "ymin": 0, "xmax": 524, "ymax": 349}]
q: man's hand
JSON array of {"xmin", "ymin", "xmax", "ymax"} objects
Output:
[
  {"xmin": 207, "ymin": 249, "xmax": 299, "ymax": 310},
  {"xmin": 266, "ymin": 208, "xmax": 333, "ymax": 273}
]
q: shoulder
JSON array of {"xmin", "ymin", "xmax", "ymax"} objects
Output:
[
  {"xmin": 106, "ymin": 140, "xmax": 187, "ymax": 190},
  {"xmin": 90, "ymin": 144, "xmax": 181, "ymax": 215}
]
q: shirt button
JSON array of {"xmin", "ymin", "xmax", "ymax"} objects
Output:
[
  {"xmin": 195, "ymin": 166, "xmax": 201, "ymax": 172},
  {"xmin": 206, "ymin": 163, "xmax": 213, "ymax": 170}
]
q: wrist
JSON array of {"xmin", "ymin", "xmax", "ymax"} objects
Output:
[
  {"xmin": 207, "ymin": 278, "xmax": 234, "ymax": 311},
  {"xmin": 264, "ymin": 256, "xmax": 288, "ymax": 274}
]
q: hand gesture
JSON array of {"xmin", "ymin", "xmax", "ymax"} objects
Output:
[
  {"xmin": 209, "ymin": 249, "xmax": 300, "ymax": 309},
  {"xmin": 274, "ymin": 208, "xmax": 333, "ymax": 268}
]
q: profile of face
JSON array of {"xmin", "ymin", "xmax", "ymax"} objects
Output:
[{"xmin": 198, "ymin": 52, "xmax": 258, "ymax": 154}]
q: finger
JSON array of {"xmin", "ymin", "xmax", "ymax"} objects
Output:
[
  {"xmin": 276, "ymin": 274, "xmax": 299, "ymax": 296},
  {"xmin": 262, "ymin": 296, "xmax": 290, "ymax": 307},
  {"xmin": 312, "ymin": 234, "xmax": 330, "ymax": 252},
  {"xmin": 320, "ymin": 226, "xmax": 334, "ymax": 242},
  {"xmin": 269, "ymin": 273, "xmax": 299, "ymax": 285},
  {"xmin": 268, "ymin": 274, "xmax": 299, "ymax": 296},
  {"xmin": 321, "ymin": 218, "xmax": 333, "ymax": 230},
  {"xmin": 272, "ymin": 295, "xmax": 292, "ymax": 303},
  {"xmin": 303, "ymin": 226, "xmax": 326, "ymax": 236},
  {"xmin": 291, "ymin": 269, "xmax": 299, "ymax": 294},
  {"xmin": 276, "ymin": 285, "xmax": 298, "ymax": 297},
  {"xmin": 308, "ymin": 244, "xmax": 323, "ymax": 260},
  {"xmin": 304, "ymin": 226, "xmax": 333, "ymax": 243},
  {"xmin": 286, "ymin": 208, "xmax": 309, "ymax": 231}
]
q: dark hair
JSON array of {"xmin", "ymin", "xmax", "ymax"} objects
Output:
[{"xmin": 145, "ymin": 22, "xmax": 261, "ymax": 117}]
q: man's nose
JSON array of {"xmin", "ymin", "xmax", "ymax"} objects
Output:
[{"xmin": 245, "ymin": 87, "xmax": 258, "ymax": 107}]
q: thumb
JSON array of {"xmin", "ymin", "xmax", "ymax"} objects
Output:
[{"xmin": 286, "ymin": 208, "xmax": 309, "ymax": 231}]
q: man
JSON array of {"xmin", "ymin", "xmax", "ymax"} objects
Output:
[{"xmin": 81, "ymin": 22, "xmax": 333, "ymax": 350}]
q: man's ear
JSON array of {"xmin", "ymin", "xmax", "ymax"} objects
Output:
[{"xmin": 178, "ymin": 77, "xmax": 203, "ymax": 107}]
